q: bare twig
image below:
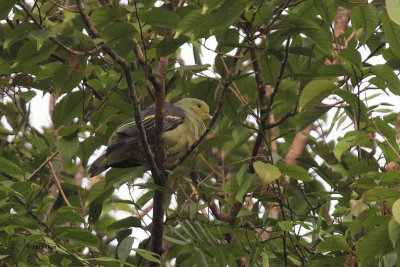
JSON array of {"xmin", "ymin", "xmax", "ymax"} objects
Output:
[
  {"xmin": 28, "ymin": 151, "xmax": 59, "ymax": 180},
  {"xmin": 48, "ymin": 161, "xmax": 71, "ymax": 207}
]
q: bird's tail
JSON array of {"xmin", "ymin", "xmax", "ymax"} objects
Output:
[{"xmin": 88, "ymin": 154, "xmax": 108, "ymax": 177}]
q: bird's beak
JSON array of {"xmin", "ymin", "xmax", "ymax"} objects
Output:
[{"xmin": 207, "ymin": 114, "xmax": 212, "ymax": 120}]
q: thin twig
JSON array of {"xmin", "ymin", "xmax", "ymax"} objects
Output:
[
  {"xmin": 28, "ymin": 151, "xmax": 59, "ymax": 180},
  {"xmin": 48, "ymin": 161, "xmax": 72, "ymax": 207}
]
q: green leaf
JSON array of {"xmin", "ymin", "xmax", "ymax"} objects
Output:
[
  {"xmin": 57, "ymin": 228, "xmax": 98, "ymax": 248},
  {"xmin": 315, "ymin": 236, "xmax": 349, "ymax": 253},
  {"xmin": 52, "ymin": 64, "xmax": 85, "ymax": 95},
  {"xmin": 102, "ymin": 22, "xmax": 136, "ymax": 44},
  {"xmin": 26, "ymin": 233, "xmax": 46, "ymax": 243},
  {"xmin": 293, "ymin": 19, "xmax": 333, "ymax": 55},
  {"xmin": 363, "ymin": 188, "xmax": 400, "ymax": 202},
  {"xmin": 117, "ymin": 236, "xmax": 134, "ymax": 261},
  {"xmin": 351, "ymin": 5, "xmax": 379, "ymax": 44},
  {"xmin": 58, "ymin": 125, "xmax": 80, "ymax": 137},
  {"xmin": 333, "ymin": 131, "xmax": 371, "ymax": 161},
  {"xmin": 339, "ymin": 48, "xmax": 362, "ymax": 69},
  {"xmin": 208, "ymin": 0, "xmax": 249, "ymax": 32},
  {"xmin": 50, "ymin": 206, "xmax": 85, "ymax": 225},
  {"xmin": 393, "ymin": 199, "xmax": 400, "ymax": 224},
  {"xmin": 235, "ymin": 174, "xmax": 256, "ymax": 202},
  {"xmin": 57, "ymin": 135, "xmax": 79, "ymax": 160},
  {"xmin": 253, "ymin": 161, "xmax": 281, "ymax": 186},
  {"xmin": 14, "ymin": 40, "xmax": 57, "ymax": 69},
  {"xmin": 0, "ymin": 0, "xmax": 14, "ymax": 20},
  {"xmin": 382, "ymin": 10, "xmax": 400, "ymax": 58},
  {"xmin": 317, "ymin": 64, "xmax": 350, "ymax": 77},
  {"xmin": 174, "ymin": 9, "xmax": 206, "ymax": 38},
  {"xmin": 389, "ymin": 217, "xmax": 400, "ymax": 247},
  {"xmin": 133, "ymin": 248, "xmax": 160, "ymax": 263},
  {"xmin": 77, "ymin": 136, "xmax": 100, "ymax": 167},
  {"xmin": 262, "ymin": 251, "xmax": 270, "ymax": 267},
  {"xmin": 260, "ymin": 54, "xmax": 281, "ymax": 85},
  {"xmin": 164, "ymin": 235, "xmax": 188, "ymax": 245},
  {"xmin": 88, "ymin": 202, "xmax": 102, "ymax": 224},
  {"xmin": 175, "ymin": 64, "xmax": 211, "ymax": 73},
  {"xmin": 108, "ymin": 216, "xmax": 141, "ymax": 230},
  {"xmin": 357, "ymin": 223, "xmax": 392, "ymax": 266},
  {"xmin": 373, "ymin": 117, "xmax": 397, "ymax": 139},
  {"xmin": 29, "ymin": 30, "xmax": 57, "ymax": 50},
  {"xmin": 156, "ymin": 35, "xmax": 189, "ymax": 57},
  {"xmin": 52, "ymin": 92, "xmax": 85, "ymax": 129},
  {"xmin": 381, "ymin": 171, "xmax": 400, "ymax": 186},
  {"xmin": 0, "ymin": 186, "xmax": 24, "ymax": 199},
  {"xmin": 88, "ymin": 257, "xmax": 135, "ymax": 267},
  {"xmin": 299, "ymin": 80, "xmax": 337, "ymax": 108},
  {"xmin": 90, "ymin": 5, "xmax": 128, "ymax": 28},
  {"xmin": 278, "ymin": 221, "xmax": 294, "ymax": 232},
  {"xmin": 387, "ymin": 0, "xmax": 400, "ymax": 26},
  {"xmin": 371, "ymin": 64, "xmax": 400, "ymax": 95},
  {"xmin": 334, "ymin": 90, "xmax": 368, "ymax": 121},
  {"xmin": 19, "ymin": 90, "xmax": 37, "ymax": 102},
  {"xmin": 202, "ymin": 0, "xmax": 224, "ymax": 14},
  {"xmin": 0, "ymin": 157, "xmax": 24, "ymax": 175},
  {"xmin": 254, "ymin": 3, "xmax": 273, "ymax": 25},
  {"xmin": 175, "ymin": 0, "xmax": 249, "ymax": 38},
  {"xmin": 142, "ymin": 7, "xmax": 180, "ymax": 28},
  {"xmin": 276, "ymin": 161, "xmax": 312, "ymax": 181}
]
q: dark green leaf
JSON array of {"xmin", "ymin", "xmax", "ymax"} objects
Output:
[
  {"xmin": 351, "ymin": 5, "xmax": 379, "ymax": 44},
  {"xmin": 88, "ymin": 202, "xmax": 102, "ymax": 224},
  {"xmin": 52, "ymin": 92, "xmax": 85, "ymax": 129},
  {"xmin": 315, "ymin": 236, "xmax": 349, "ymax": 253},
  {"xmin": 57, "ymin": 135, "xmax": 79, "ymax": 160},
  {"xmin": 57, "ymin": 228, "xmax": 98, "ymax": 248},
  {"xmin": 371, "ymin": 64, "xmax": 400, "ymax": 95},
  {"xmin": 382, "ymin": 10, "xmax": 400, "ymax": 58},
  {"xmin": 102, "ymin": 22, "xmax": 136, "ymax": 44},
  {"xmin": 276, "ymin": 161, "xmax": 312, "ymax": 181},
  {"xmin": 0, "ymin": 157, "xmax": 24, "ymax": 175},
  {"xmin": 108, "ymin": 216, "xmax": 141, "ymax": 230},
  {"xmin": 299, "ymin": 80, "xmax": 337, "ymax": 108},
  {"xmin": 142, "ymin": 7, "xmax": 180, "ymax": 28},
  {"xmin": 363, "ymin": 188, "xmax": 400, "ymax": 202},
  {"xmin": 157, "ymin": 35, "xmax": 189, "ymax": 57},
  {"xmin": 0, "ymin": 0, "xmax": 14, "ymax": 20}
]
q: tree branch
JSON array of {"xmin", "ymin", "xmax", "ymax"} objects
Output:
[{"xmin": 74, "ymin": 0, "xmax": 160, "ymax": 180}]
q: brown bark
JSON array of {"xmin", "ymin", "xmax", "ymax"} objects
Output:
[
  {"xmin": 284, "ymin": 125, "xmax": 313, "ymax": 165},
  {"xmin": 325, "ymin": 7, "xmax": 351, "ymax": 65}
]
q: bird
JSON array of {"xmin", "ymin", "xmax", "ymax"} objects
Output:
[{"xmin": 88, "ymin": 98, "xmax": 210, "ymax": 177}]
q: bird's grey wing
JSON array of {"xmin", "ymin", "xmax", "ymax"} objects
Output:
[{"xmin": 106, "ymin": 103, "xmax": 185, "ymax": 154}]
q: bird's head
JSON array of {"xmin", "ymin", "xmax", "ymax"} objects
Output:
[{"xmin": 176, "ymin": 98, "xmax": 211, "ymax": 121}]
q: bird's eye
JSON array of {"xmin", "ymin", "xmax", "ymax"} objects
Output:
[{"xmin": 197, "ymin": 103, "xmax": 201, "ymax": 108}]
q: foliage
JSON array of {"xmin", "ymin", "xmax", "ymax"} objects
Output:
[{"xmin": 1, "ymin": 0, "xmax": 400, "ymax": 266}]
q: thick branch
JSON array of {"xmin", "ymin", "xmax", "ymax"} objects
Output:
[{"xmin": 150, "ymin": 29, "xmax": 171, "ymax": 260}]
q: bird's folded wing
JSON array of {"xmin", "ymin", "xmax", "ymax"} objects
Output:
[{"xmin": 106, "ymin": 103, "xmax": 185, "ymax": 153}]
